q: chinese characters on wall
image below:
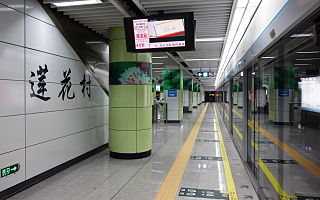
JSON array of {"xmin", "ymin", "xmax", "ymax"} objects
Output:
[{"xmin": 29, "ymin": 65, "xmax": 92, "ymax": 101}]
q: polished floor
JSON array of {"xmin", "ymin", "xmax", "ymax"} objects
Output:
[{"xmin": 8, "ymin": 103, "xmax": 258, "ymax": 200}]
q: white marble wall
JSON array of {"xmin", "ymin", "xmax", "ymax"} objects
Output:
[{"xmin": 0, "ymin": 0, "xmax": 109, "ymax": 192}]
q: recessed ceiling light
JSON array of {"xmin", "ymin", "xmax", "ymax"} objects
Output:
[
  {"xmin": 261, "ymin": 56, "xmax": 275, "ymax": 59},
  {"xmin": 185, "ymin": 59, "xmax": 220, "ymax": 61},
  {"xmin": 296, "ymin": 58, "xmax": 320, "ymax": 61},
  {"xmin": 85, "ymin": 41, "xmax": 104, "ymax": 44},
  {"xmin": 152, "ymin": 63, "xmax": 164, "ymax": 65},
  {"xmin": 152, "ymin": 68, "xmax": 164, "ymax": 70},
  {"xmin": 297, "ymin": 51, "xmax": 320, "ymax": 54},
  {"xmin": 53, "ymin": 0, "xmax": 101, "ymax": 7},
  {"xmin": 152, "ymin": 56, "xmax": 168, "ymax": 59},
  {"xmin": 195, "ymin": 37, "xmax": 224, "ymax": 42},
  {"xmin": 290, "ymin": 33, "xmax": 313, "ymax": 38}
]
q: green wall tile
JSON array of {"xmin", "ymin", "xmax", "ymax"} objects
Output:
[
  {"xmin": 110, "ymin": 39, "xmax": 137, "ymax": 63},
  {"xmin": 109, "ymin": 107, "xmax": 136, "ymax": 130},
  {"xmin": 109, "ymin": 26, "xmax": 125, "ymax": 40},
  {"xmin": 137, "ymin": 107, "xmax": 152, "ymax": 130},
  {"xmin": 110, "ymin": 85, "xmax": 136, "ymax": 108},
  {"xmin": 137, "ymin": 85, "xmax": 152, "ymax": 107},
  {"xmin": 137, "ymin": 53, "xmax": 152, "ymax": 63},
  {"xmin": 109, "ymin": 130, "xmax": 136, "ymax": 153},
  {"xmin": 137, "ymin": 129, "xmax": 152, "ymax": 153}
]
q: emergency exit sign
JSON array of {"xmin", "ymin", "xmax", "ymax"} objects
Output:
[{"xmin": 1, "ymin": 164, "xmax": 20, "ymax": 178}]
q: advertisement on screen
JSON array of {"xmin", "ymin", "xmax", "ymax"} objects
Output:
[
  {"xmin": 124, "ymin": 12, "xmax": 195, "ymax": 53},
  {"xmin": 133, "ymin": 19, "xmax": 185, "ymax": 49},
  {"xmin": 300, "ymin": 76, "xmax": 320, "ymax": 113}
]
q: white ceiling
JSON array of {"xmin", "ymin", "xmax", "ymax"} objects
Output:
[{"xmin": 43, "ymin": 0, "xmax": 235, "ymax": 87}]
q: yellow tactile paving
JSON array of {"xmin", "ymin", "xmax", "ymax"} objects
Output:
[
  {"xmin": 258, "ymin": 158, "xmax": 291, "ymax": 200},
  {"xmin": 214, "ymin": 105, "xmax": 238, "ymax": 200},
  {"xmin": 220, "ymin": 104, "xmax": 319, "ymax": 199},
  {"xmin": 232, "ymin": 106, "xmax": 320, "ymax": 179},
  {"xmin": 253, "ymin": 120, "xmax": 320, "ymax": 179},
  {"xmin": 153, "ymin": 103, "xmax": 208, "ymax": 200}
]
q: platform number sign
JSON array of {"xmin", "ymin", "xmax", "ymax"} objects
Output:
[{"xmin": 1, "ymin": 164, "xmax": 20, "ymax": 178}]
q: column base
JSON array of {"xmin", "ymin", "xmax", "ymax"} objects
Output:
[
  {"xmin": 183, "ymin": 107, "xmax": 192, "ymax": 113},
  {"xmin": 110, "ymin": 150, "xmax": 151, "ymax": 159}
]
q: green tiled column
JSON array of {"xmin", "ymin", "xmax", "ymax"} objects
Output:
[
  {"xmin": 193, "ymin": 80, "xmax": 198, "ymax": 108},
  {"xmin": 109, "ymin": 27, "xmax": 152, "ymax": 159},
  {"xmin": 184, "ymin": 78, "xmax": 193, "ymax": 112},
  {"xmin": 268, "ymin": 67, "xmax": 296, "ymax": 123}
]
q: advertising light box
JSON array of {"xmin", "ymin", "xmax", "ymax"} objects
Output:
[
  {"xmin": 124, "ymin": 12, "xmax": 195, "ymax": 53},
  {"xmin": 300, "ymin": 76, "xmax": 320, "ymax": 113}
]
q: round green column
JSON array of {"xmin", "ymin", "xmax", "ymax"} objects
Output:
[{"xmin": 109, "ymin": 27, "xmax": 152, "ymax": 159}]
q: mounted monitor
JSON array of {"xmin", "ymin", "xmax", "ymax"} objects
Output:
[{"xmin": 123, "ymin": 12, "xmax": 195, "ymax": 53}]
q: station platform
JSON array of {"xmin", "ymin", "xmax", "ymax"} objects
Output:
[{"xmin": 7, "ymin": 104, "xmax": 258, "ymax": 200}]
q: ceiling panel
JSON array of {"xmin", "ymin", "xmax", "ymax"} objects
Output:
[
  {"xmin": 141, "ymin": 0, "xmax": 234, "ymax": 86},
  {"xmin": 43, "ymin": 0, "xmax": 234, "ymax": 87}
]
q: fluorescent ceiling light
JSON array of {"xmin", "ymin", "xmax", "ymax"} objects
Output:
[
  {"xmin": 185, "ymin": 58, "xmax": 220, "ymax": 61},
  {"xmin": 152, "ymin": 56, "xmax": 168, "ymax": 59},
  {"xmin": 196, "ymin": 37, "xmax": 224, "ymax": 42},
  {"xmin": 152, "ymin": 68, "xmax": 164, "ymax": 70},
  {"xmin": 152, "ymin": 63, "xmax": 164, "ymax": 65},
  {"xmin": 86, "ymin": 41, "xmax": 104, "ymax": 44},
  {"xmin": 294, "ymin": 64, "xmax": 311, "ymax": 66},
  {"xmin": 261, "ymin": 56, "xmax": 275, "ymax": 59},
  {"xmin": 297, "ymin": 51, "xmax": 320, "ymax": 54},
  {"xmin": 290, "ymin": 33, "xmax": 313, "ymax": 38},
  {"xmin": 296, "ymin": 58, "xmax": 320, "ymax": 61},
  {"xmin": 53, "ymin": 0, "xmax": 101, "ymax": 7}
]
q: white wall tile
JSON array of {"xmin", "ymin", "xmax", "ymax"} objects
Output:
[
  {"xmin": 0, "ymin": 1, "xmax": 110, "ymax": 193},
  {"xmin": 26, "ymin": 0, "xmax": 55, "ymax": 26},
  {"xmin": 0, "ymin": 4, "xmax": 24, "ymax": 46},
  {"xmin": 0, "ymin": 149, "xmax": 25, "ymax": 191},
  {"xmin": 26, "ymin": 49, "xmax": 77, "ymax": 84},
  {"xmin": 76, "ymin": 106, "xmax": 108, "ymax": 131},
  {"xmin": 76, "ymin": 62, "xmax": 99, "ymax": 86},
  {"xmin": 76, "ymin": 85, "xmax": 108, "ymax": 108},
  {"xmin": 25, "ymin": 16, "xmax": 80, "ymax": 60},
  {"xmin": 26, "ymin": 82, "xmax": 77, "ymax": 114},
  {"xmin": 0, "ymin": 0, "xmax": 24, "ymax": 12},
  {"xmin": 26, "ymin": 109, "xmax": 78, "ymax": 146},
  {"xmin": 0, "ymin": 80, "xmax": 24, "ymax": 117},
  {"xmin": 0, "ymin": 115, "xmax": 25, "ymax": 154},
  {"xmin": 0, "ymin": 42, "xmax": 24, "ymax": 80},
  {"xmin": 26, "ymin": 126, "xmax": 107, "ymax": 179}
]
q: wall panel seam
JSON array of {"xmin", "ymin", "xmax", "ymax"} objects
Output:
[{"xmin": 26, "ymin": 124, "xmax": 108, "ymax": 148}]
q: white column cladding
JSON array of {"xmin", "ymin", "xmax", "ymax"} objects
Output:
[
  {"xmin": 183, "ymin": 90, "xmax": 189, "ymax": 107},
  {"xmin": 183, "ymin": 90, "xmax": 189, "ymax": 113},
  {"xmin": 189, "ymin": 91, "xmax": 193, "ymax": 112},
  {"xmin": 193, "ymin": 92, "xmax": 197, "ymax": 108},
  {"xmin": 237, "ymin": 92, "xmax": 243, "ymax": 108},
  {"xmin": 165, "ymin": 90, "xmax": 180, "ymax": 122}
]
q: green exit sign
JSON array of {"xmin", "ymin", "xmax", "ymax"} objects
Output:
[{"xmin": 1, "ymin": 164, "xmax": 20, "ymax": 178}]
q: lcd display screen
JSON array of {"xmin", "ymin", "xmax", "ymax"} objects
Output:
[{"xmin": 124, "ymin": 12, "xmax": 195, "ymax": 53}]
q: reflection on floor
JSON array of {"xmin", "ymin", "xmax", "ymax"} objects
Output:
[
  {"xmin": 218, "ymin": 103, "xmax": 320, "ymax": 200},
  {"xmin": 7, "ymin": 103, "xmax": 258, "ymax": 200}
]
